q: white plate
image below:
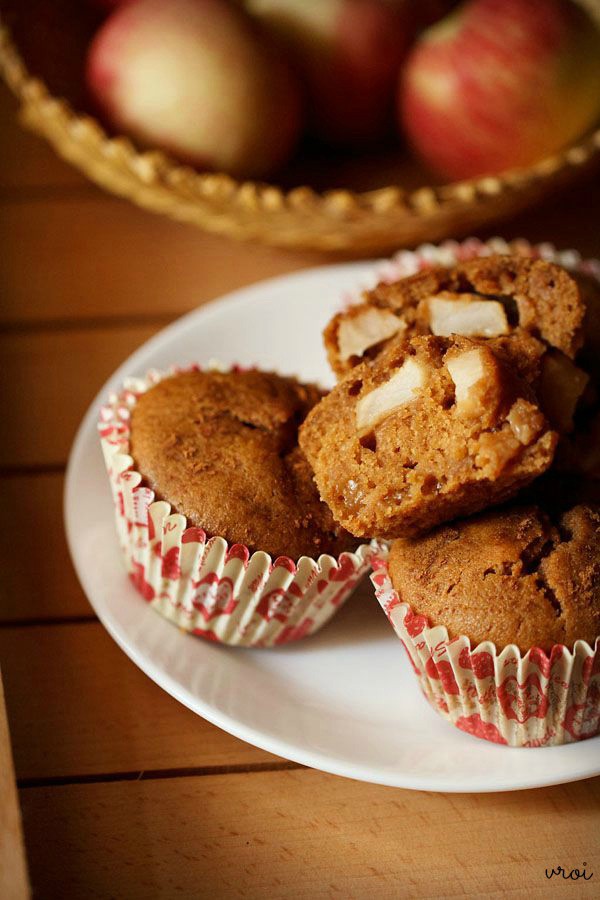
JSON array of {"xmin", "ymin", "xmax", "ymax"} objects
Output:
[{"xmin": 65, "ymin": 262, "xmax": 600, "ymax": 792}]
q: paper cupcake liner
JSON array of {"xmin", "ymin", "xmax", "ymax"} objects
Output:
[
  {"xmin": 99, "ymin": 364, "xmax": 375, "ymax": 648},
  {"xmin": 371, "ymin": 556, "xmax": 600, "ymax": 747}
]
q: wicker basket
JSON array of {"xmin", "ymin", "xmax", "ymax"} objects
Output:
[{"xmin": 1, "ymin": 6, "xmax": 599, "ymax": 254}]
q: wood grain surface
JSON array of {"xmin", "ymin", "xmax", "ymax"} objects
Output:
[
  {"xmin": 0, "ymin": 473, "xmax": 89, "ymax": 621},
  {"xmin": 18, "ymin": 772, "xmax": 600, "ymax": 899},
  {"xmin": 0, "ymin": 80, "xmax": 598, "ymax": 898},
  {"xmin": 0, "ymin": 325, "xmax": 158, "ymax": 467},
  {"xmin": 0, "ymin": 623, "xmax": 281, "ymax": 781}
]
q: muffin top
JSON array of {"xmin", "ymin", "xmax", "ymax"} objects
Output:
[
  {"xmin": 324, "ymin": 255, "xmax": 586, "ymax": 378},
  {"xmin": 300, "ymin": 331, "xmax": 556, "ymax": 539},
  {"xmin": 388, "ymin": 502, "xmax": 600, "ymax": 652},
  {"xmin": 129, "ymin": 368, "xmax": 357, "ymax": 560}
]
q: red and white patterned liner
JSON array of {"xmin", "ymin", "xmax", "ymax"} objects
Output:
[
  {"xmin": 371, "ymin": 556, "xmax": 600, "ymax": 747},
  {"xmin": 99, "ymin": 364, "xmax": 376, "ymax": 648}
]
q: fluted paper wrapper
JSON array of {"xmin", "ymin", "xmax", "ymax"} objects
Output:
[
  {"xmin": 99, "ymin": 366, "xmax": 374, "ymax": 647},
  {"xmin": 371, "ymin": 558, "xmax": 600, "ymax": 747}
]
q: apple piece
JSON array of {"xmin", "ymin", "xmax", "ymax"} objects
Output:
[
  {"xmin": 538, "ymin": 350, "xmax": 589, "ymax": 433},
  {"xmin": 245, "ymin": 0, "xmax": 414, "ymax": 144},
  {"xmin": 446, "ymin": 347, "xmax": 487, "ymax": 415},
  {"xmin": 356, "ymin": 357, "xmax": 427, "ymax": 431},
  {"xmin": 86, "ymin": 0, "xmax": 303, "ymax": 177},
  {"xmin": 399, "ymin": 0, "xmax": 600, "ymax": 179},
  {"xmin": 338, "ymin": 307, "xmax": 406, "ymax": 361},
  {"xmin": 446, "ymin": 348, "xmax": 485, "ymax": 403},
  {"xmin": 427, "ymin": 293, "xmax": 509, "ymax": 338},
  {"xmin": 474, "ymin": 429, "xmax": 522, "ymax": 475},
  {"xmin": 507, "ymin": 398, "xmax": 545, "ymax": 446}
]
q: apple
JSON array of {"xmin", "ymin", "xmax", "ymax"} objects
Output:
[
  {"xmin": 246, "ymin": 0, "xmax": 414, "ymax": 144},
  {"xmin": 86, "ymin": 0, "xmax": 303, "ymax": 177},
  {"xmin": 399, "ymin": 0, "xmax": 600, "ymax": 180}
]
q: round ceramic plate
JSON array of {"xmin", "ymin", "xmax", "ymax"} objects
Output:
[{"xmin": 65, "ymin": 262, "xmax": 600, "ymax": 792}]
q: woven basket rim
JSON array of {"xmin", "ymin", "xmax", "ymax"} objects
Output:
[{"xmin": 1, "ymin": 16, "xmax": 599, "ymax": 219}]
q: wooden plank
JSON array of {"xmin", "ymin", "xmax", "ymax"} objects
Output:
[
  {"xmin": 0, "ymin": 153, "xmax": 597, "ymax": 328},
  {"xmin": 0, "ymin": 84, "xmax": 86, "ymax": 191},
  {"xmin": 1, "ymin": 185, "xmax": 599, "ymax": 330},
  {"xmin": 0, "ymin": 324, "xmax": 158, "ymax": 467},
  {"xmin": 0, "ymin": 673, "xmax": 30, "ymax": 900},
  {"xmin": 0, "ymin": 472, "xmax": 92, "ymax": 621},
  {"xmin": 0, "ymin": 193, "xmax": 327, "ymax": 326},
  {"xmin": 0, "ymin": 623, "xmax": 280, "ymax": 780},
  {"xmin": 18, "ymin": 769, "xmax": 600, "ymax": 899}
]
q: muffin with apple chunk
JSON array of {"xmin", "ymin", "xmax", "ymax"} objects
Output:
[
  {"xmin": 300, "ymin": 331, "xmax": 557, "ymax": 538},
  {"xmin": 324, "ymin": 255, "xmax": 585, "ymax": 378},
  {"xmin": 326, "ymin": 254, "xmax": 595, "ymax": 453}
]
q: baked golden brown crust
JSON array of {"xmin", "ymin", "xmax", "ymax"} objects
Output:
[
  {"xmin": 300, "ymin": 332, "xmax": 557, "ymax": 539},
  {"xmin": 324, "ymin": 255, "xmax": 585, "ymax": 378},
  {"xmin": 129, "ymin": 369, "xmax": 358, "ymax": 560},
  {"xmin": 388, "ymin": 503, "xmax": 600, "ymax": 652}
]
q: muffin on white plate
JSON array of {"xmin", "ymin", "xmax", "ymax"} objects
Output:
[{"xmin": 99, "ymin": 364, "xmax": 374, "ymax": 647}]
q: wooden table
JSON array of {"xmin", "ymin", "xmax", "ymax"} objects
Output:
[{"xmin": 1, "ymin": 83, "xmax": 599, "ymax": 898}]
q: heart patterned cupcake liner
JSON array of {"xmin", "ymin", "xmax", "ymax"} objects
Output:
[
  {"xmin": 371, "ymin": 555, "xmax": 600, "ymax": 747},
  {"xmin": 99, "ymin": 364, "xmax": 375, "ymax": 648}
]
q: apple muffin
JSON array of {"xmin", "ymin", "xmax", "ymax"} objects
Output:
[
  {"xmin": 387, "ymin": 501, "xmax": 600, "ymax": 653},
  {"xmin": 299, "ymin": 331, "xmax": 557, "ymax": 538},
  {"xmin": 324, "ymin": 255, "xmax": 585, "ymax": 378},
  {"xmin": 129, "ymin": 368, "xmax": 357, "ymax": 560}
]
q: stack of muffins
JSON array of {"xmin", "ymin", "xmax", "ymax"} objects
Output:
[
  {"xmin": 100, "ymin": 244, "xmax": 600, "ymax": 747},
  {"xmin": 301, "ymin": 252, "xmax": 600, "ymax": 746}
]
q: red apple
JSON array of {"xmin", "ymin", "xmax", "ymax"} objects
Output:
[
  {"xmin": 86, "ymin": 0, "xmax": 303, "ymax": 177},
  {"xmin": 246, "ymin": 0, "xmax": 415, "ymax": 144},
  {"xmin": 399, "ymin": 0, "xmax": 600, "ymax": 180}
]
